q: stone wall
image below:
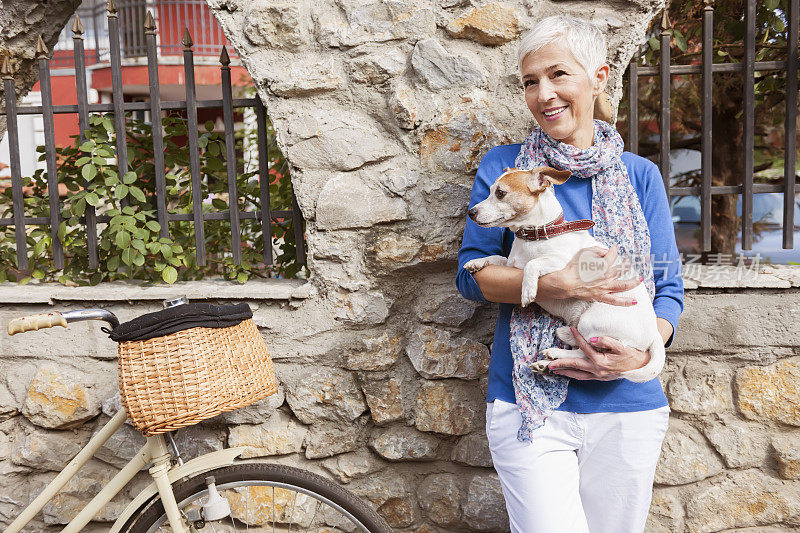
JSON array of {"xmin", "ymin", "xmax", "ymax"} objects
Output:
[
  {"xmin": 2, "ymin": 0, "xmax": 800, "ymax": 531},
  {"xmin": 2, "ymin": 268, "xmax": 800, "ymax": 532}
]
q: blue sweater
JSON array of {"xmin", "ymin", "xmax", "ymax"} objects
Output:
[{"xmin": 455, "ymin": 144, "xmax": 684, "ymax": 412}]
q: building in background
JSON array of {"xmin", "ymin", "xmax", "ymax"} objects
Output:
[{"xmin": 0, "ymin": 0, "xmax": 252, "ymax": 180}]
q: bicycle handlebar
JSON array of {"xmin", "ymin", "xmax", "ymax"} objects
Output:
[
  {"xmin": 7, "ymin": 313, "xmax": 68, "ymax": 335},
  {"xmin": 7, "ymin": 308, "xmax": 120, "ymax": 336}
]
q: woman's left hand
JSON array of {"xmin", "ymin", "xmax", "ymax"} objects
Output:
[{"xmin": 547, "ymin": 328, "xmax": 650, "ymax": 381}]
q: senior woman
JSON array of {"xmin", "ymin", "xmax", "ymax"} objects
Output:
[{"xmin": 455, "ymin": 15, "xmax": 684, "ymax": 533}]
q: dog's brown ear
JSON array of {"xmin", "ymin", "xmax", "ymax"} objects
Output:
[
  {"xmin": 539, "ymin": 167, "xmax": 571, "ymax": 185},
  {"xmin": 526, "ymin": 171, "xmax": 548, "ymax": 193}
]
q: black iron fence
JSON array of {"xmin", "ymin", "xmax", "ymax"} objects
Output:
[
  {"xmin": 52, "ymin": 0, "xmax": 235, "ymax": 68},
  {"xmin": 621, "ymin": 0, "xmax": 799, "ymax": 255},
  {"xmin": 0, "ymin": 1, "xmax": 304, "ymax": 276}
]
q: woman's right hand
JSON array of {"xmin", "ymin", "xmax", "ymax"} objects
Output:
[{"xmin": 538, "ymin": 245, "xmax": 640, "ymax": 306}]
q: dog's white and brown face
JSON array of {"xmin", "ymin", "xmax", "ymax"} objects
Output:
[{"xmin": 467, "ymin": 166, "xmax": 571, "ymax": 229}]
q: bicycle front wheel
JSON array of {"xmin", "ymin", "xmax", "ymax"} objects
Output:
[{"xmin": 124, "ymin": 463, "xmax": 392, "ymax": 533}]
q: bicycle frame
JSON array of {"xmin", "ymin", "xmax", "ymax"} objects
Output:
[{"xmin": 5, "ymin": 410, "xmax": 243, "ymax": 533}]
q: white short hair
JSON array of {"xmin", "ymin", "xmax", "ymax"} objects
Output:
[{"xmin": 517, "ymin": 16, "xmax": 607, "ymax": 79}]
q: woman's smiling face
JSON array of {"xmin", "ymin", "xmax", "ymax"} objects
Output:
[{"xmin": 520, "ymin": 39, "xmax": 608, "ymax": 149}]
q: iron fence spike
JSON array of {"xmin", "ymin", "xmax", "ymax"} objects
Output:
[
  {"xmin": 107, "ymin": 0, "xmax": 118, "ymax": 15},
  {"xmin": 220, "ymin": 46, "xmax": 230, "ymax": 66},
  {"xmin": 72, "ymin": 14, "xmax": 85, "ymax": 35},
  {"xmin": 660, "ymin": 8, "xmax": 671, "ymax": 32},
  {"xmin": 182, "ymin": 28, "xmax": 193, "ymax": 48},
  {"xmin": 703, "ymin": 0, "xmax": 714, "ymax": 8},
  {"xmin": 1, "ymin": 55, "xmax": 13, "ymax": 78},
  {"xmin": 36, "ymin": 35, "xmax": 49, "ymax": 58},
  {"xmin": 144, "ymin": 10, "xmax": 156, "ymax": 33}
]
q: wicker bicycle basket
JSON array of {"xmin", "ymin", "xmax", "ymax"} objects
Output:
[{"xmin": 113, "ymin": 304, "xmax": 278, "ymax": 436}]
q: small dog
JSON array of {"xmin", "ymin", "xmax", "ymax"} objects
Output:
[{"xmin": 463, "ymin": 167, "xmax": 664, "ymax": 383}]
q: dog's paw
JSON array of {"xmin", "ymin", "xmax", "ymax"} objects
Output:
[
  {"xmin": 541, "ymin": 347, "xmax": 559, "ymax": 360},
  {"xmin": 555, "ymin": 326, "xmax": 577, "ymax": 346},
  {"xmin": 530, "ymin": 360, "xmax": 552, "ymax": 375},
  {"xmin": 520, "ymin": 283, "xmax": 538, "ymax": 307},
  {"xmin": 464, "ymin": 258, "xmax": 489, "ymax": 273}
]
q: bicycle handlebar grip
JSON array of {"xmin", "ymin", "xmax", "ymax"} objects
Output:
[{"xmin": 7, "ymin": 312, "xmax": 68, "ymax": 336}]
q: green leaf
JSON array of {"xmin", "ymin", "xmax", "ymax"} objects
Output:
[
  {"xmin": 76, "ymin": 156, "xmax": 91, "ymax": 166},
  {"xmin": 85, "ymin": 192, "xmax": 101, "ymax": 207},
  {"xmin": 161, "ymin": 244, "xmax": 173, "ymax": 259},
  {"xmin": 79, "ymin": 140, "xmax": 95, "ymax": 152},
  {"xmin": 122, "ymin": 171, "xmax": 137, "ymax": 185},
  {"xmin": 162, "ymin": 265, "xmax": 178, "ymax": 284},
  {"xmin": 74, "ymin": 198, "xmax": 86, "ymax": 217},
  {"xmin": 32, "ymin": 269, "xmax": 45, "ymax": 280},
  {"xmin": 128, "ymin": 186, "xmax": 146, "ymax": 203},
  {"xmin": 133, "ymin": 252, "xmax": 145, "ymax": 266},
  {"xmin": 115, "ymin": 184, "xmax": 129, "ymax": 199},
  {"xmin": 115, "ymin": 230, "xmax": 131, "ymax": 248},
  {"xmin": 766, "ymin": 0, "xmax": 779, "ymax": 9},
  {"xmin": 146, "ymin": 220, "xmax": 161, "ymax": 232},
  {"xmin": 237, "ymin": 272, "xmax": 248, "ymax": 284},
  {"xmin": 105, "ymin": 174, "xmax": 119, "ymax": 186},
  {"xmin": 34, "ymin": 238, "xmax": 48, "ymax": 256},
  {"xmin": 131, "ymin": 239, "xmax": 145, "ymax": 252},
  {"xmin": 122, "ymin": 206, "xmax": 135, "ymax": 215},
  {"xmin": 648, "ymin": 37, "xmax": 660, "ymax": 50},
  {"xmin": 82, "ymin": 165, "xmax": 98, "ymax": 181},
  {"xmin": 212, "ymin": 198, "xmax": 228, "ymax": 210},
  {"xmin": 205, "ymin": 120, "xmax": 215, "ymax": 132},
  {"xmin": 674, "ymin": 31, "xmax": 687, "ymax": 53},
  {"xmin": 58, "ymin": 222, "xmax": 67, "ymax": 241},
  {"xmin": 121, "ymin": 247, "xmax": 134, "ymax": 266}
]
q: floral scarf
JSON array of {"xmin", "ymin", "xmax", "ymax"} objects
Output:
[{"xmin": 510, "ymin": 119, "xmax": 656, "ymax": 441}]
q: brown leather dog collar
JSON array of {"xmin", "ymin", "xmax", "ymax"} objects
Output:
[{"xmin": 514, "ymin": 214, "xmax": 595, "ymax": 241}]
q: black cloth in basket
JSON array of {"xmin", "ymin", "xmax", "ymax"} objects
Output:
[{"xmin": 109, "ymin": 302, "xmax": 252, "ymax": 342}]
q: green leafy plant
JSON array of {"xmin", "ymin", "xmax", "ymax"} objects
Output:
[{"xmin": 0, "ymin": 108, "xmax": 306, "ymax": 285}]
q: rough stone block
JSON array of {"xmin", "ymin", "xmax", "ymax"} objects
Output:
[
  {"xmin": 415, "ymin": 292, "xmax": 478, "ymax": 327},
  {"xmin": 331, "ymin": 290, "xmax": 391, "ymax": 326},
  {"xmin": 348, "ymin": 47, "xmax": 407, "ymax": 84},
  {"xmin": 10, "ymin": 423, "xmax": 85, "ymax": 471},
  {"xmin": 654, "ymin": 418, "xmax": 724, "ymax": 485},
  {"xmin": 22, "ymin": 364, "xmax": 115, "ymax": 429},
  {"xmin": 320, "ymin": 449, "xmax": 385, "ymax": 483},
  {"xmin": 644, "ymin": 488, "xmax": 684, "ymax": 533},
  {"xmin": 305, "ymin": 423, "xmax": 363, "ymax": 459},
  {"xmin": 699, "ymin": 416, "xmax": 769, "ymax": 469},
  {"xmin": 772, "ymin": 434, "xmax": 800, "ymax": 480},
  {"xmin": 270, "ymin": 57, "xmax": 344, "ymax": 96},
  {"xmin": 316, "ymin": 174, "xmax": 407, "ymax": 229},
  {"xmin": 446, "ymin": 2, "xmax": 520, "ymax": 45},
  {"xmin": 282, "ymin": 366, "xmax": 368, "ymax": 424},
  {"xmin": 406, "ymin": 325, "xmax": 489, "ymax": 379},
  {"xmin": 286, "ymin": 111, "xmax": 400, "ymax": 172},
  {"xmin": 451, "ymin": 432, "xmax": 493, "ymax": 468},
  {"xmin": 228, "ymin": 410, "xmax": 308, "ymax": 457},
  {"xmin": 411, "ymin": 38, "xmax": 484, "ymax": 91},
  {"xmin": 367, "ymin": 232, "xmax": 453, "ymax": 269},
  {"xmin": 244, "ymin": 2, "xmax": 310, "ymax": 49},
  {"xmin": 345, "ymin": 333, "xmax": 404, "ymax": 372},
  {"xmin": 362, "ymin": 376, "xmax": 405, "ymax": 424},
  {"xmin": 685, "ymin": 470, "xmax": 800, "ymax": 532},
  {"xmin": 672, "ymin": 293, "xmax": 800, "ymax": 351},
  {"xmin": 368, "ymin": 425, "xmax": 441, "ymax": 461},
  {"xmin": 388, "ymin": 81, "xmax": 420, "ymax": 130},
  {"xmin": 38, "ymin": 461, "xmax": 127, "ymax": 524},
  {"xmin": 666, "ymin": 359, "xmax": 733, "ymax": 415},
  {"xmin": 315, "ymin": 0, "xmax": 435, "ymax": 47},
  {"xmin": 415, "ymin": 380, "xmax": 481, "ymax": 435},
  {"xmin": 218, "ymin": 384, "xmax": 285, "ymax": 424},
  {"xmin": 462, "ymin": 473, "xmax": 509, "ymax": 531},
  {"xmin": 417, "ymin": 473, "xmax": 463, "ymax": 526},
  {"xmin": 735, "ymin": 357, "xmax": 800, "ymax": 426}
]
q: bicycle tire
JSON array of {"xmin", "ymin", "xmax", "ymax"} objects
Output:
[{"xmin": 123, "ymin": 463, "xmax": 392, "ymax": 533}]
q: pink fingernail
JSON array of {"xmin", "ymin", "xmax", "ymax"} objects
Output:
[
  {"xmin": 589, "ymin": 337, "xmax": 598, "ymax": 343},
  {"xmin": 639, "ymin": 277, "xmax": 644, "ymax": 282},
  {"xmin": 632, "ymin": 300, "xmax": 638, "ymax": 305}
]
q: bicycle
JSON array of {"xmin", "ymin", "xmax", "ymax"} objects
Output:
[{"xmin": 5, "ymin": 303, "xmax": 392, "ymax": 533}]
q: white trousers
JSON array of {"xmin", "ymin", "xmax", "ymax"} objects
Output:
[{"xmin": 486, "ymin": 399, "xmax": 670, "ymax": 533}]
